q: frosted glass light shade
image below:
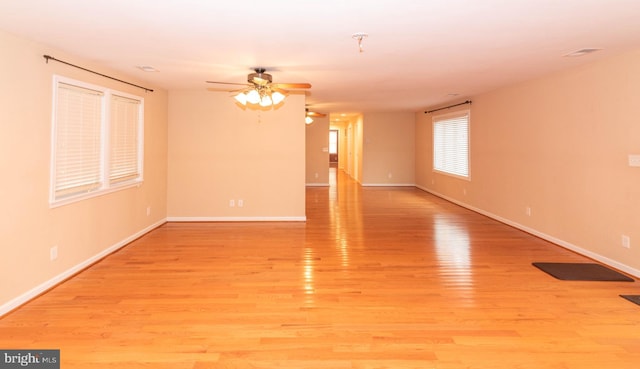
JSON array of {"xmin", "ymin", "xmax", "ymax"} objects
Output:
[
  {"xmin": 260, "ymin": 95, "xmax": 272, "ymax": 107},
  {"xmin": 233, "ymin": 88, "xmax": 286, "ymax": 108},
  {"xmin": 234, "ymin": 92, "xmax": 247, "ymax": 105},
  {"xmin": 246, "ymin": 90, "xmax": 260, "ymax": 104},
  {"xmin": 271, "ymin": 91, "xmax": 285, "ymax": 104}
]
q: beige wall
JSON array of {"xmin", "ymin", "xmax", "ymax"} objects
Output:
[
  {"xmin": 336, "ymin": 115, "xmax": 366, "ymax": 183},
  {"xmin": 305, "ymin": 116, "xmax": 330, "ymax": 186},
  {"xmin": 340, "ymin": 116, "xmax": 366, "ymax": 182},
  {"xmin": 341, "ymin": 119, "xmax": 357, "ymax": 181},
  {"xmin": 416, "ymin": 50, "xmax": 640, "ymax": 276},
  {"xmin": 0, "ymin": 30, "xmax": 168, "ymax": 313},
  {"xmin": 355, "ymin": 116, "xmax": 364, "ymax": 183},
  {"xmin": 167, "ymin": 91, "xmax": 306, "ymax": 220},
  {"xmin": 362, "ymin": 112, "xmax": 415, "ymax": 185}
]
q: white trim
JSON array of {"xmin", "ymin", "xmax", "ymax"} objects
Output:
[
  {"xmin": 167, "ymin": 216, "xmax": 307, "ymax": 222},
  {"xmin": 306, "ymin": 183, "xmax": 330, "ymax": 187},
  {"xmin": 0, "ymin": 219, "xmax": 166, "ymax": 317},
  {"xmin": 361, "ymin": 183, "xmax": 416, "ymax": 187},
  {"xmin": 432, "ymin": 169, "xmax": 472, "ymax": 182},
  {"xmin": 49, "ymin": 181, "xmax": 142, "ymax": 209},
  {"xmin": 416, "ymin": 185, "xmax": 640, "ymax": 278}
]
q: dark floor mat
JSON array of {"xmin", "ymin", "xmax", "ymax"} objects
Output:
[
  {"xmin": 620, "ymin": 295, "xmax": 640, "ymax": 306},
  {"xmin": 532, "ymin": 262, "xmax": 634, "ymax": 282}
]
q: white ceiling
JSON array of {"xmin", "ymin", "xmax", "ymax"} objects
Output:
[{"xmin": 1, "ymin": 0, "xmax": 640, "ymax": 114}]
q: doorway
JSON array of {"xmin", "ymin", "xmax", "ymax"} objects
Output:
[{"xmin": 329, "ymin": 129, "xmax": 339, "ymax": 165}]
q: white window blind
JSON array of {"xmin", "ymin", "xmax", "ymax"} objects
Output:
[
  {"xmin": 109, "ymin": 95, "xmax": 141, "ymax": 184},
  {"xmin": 50, "ymin": 76, "xmax": 144, "ymax": 206},
  {"xmin": 53, "ymin": 83, "xmax": 104, "ymax": 199},
  {"xmin": 433, "ymin": 111, "xmax": 470, "ymax": 178}
]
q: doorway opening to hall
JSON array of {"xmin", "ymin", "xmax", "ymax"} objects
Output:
[{"xmin": 329, "ymin": 129, "xmax": 339, "ymax": 168}]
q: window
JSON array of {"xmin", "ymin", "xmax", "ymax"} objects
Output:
[
  {"xmin": 433, "ymin": 111, "xmax": 469, "ymax": 179},
  {"xmin": 50, "ymin": 76, "xmax": 143, "ymax": 206}
]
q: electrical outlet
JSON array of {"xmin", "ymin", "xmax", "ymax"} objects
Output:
[
  {"xmin": 146, "ymin": 206, "xmax": 151, "ymax": 216},
  {"xmin": 229, "ymin": 199, "xmax": 235, "ymax": 207},
  {"xmin": 628, "ymin": 154, "xmax": 640, "ymax": 167},
  {"xmin": 50, "ymin": 246, "xmax": 58, "ymax": 261},
  {"xmin": 622, "ymin": 235, "xmax": 631, "ymax": 249},
  {"xmin": 388, "ymin": 172, "xmax": 392, "ymax": 179},
  {"xmin": 526, "ymin": 207, "xmax": 532, "ymax": 216},
  {"xmin": 238, "ymin": 199, "xmax": 244, "ymax": 207}
]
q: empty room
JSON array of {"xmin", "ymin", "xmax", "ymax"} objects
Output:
[{"xmin": 1, "ymin": 1, "xmax": 640, "ymax": 368}]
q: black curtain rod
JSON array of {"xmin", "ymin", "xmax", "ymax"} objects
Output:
[
  {"xmin": 43, "ymin": 55, "xmax": 154, "ymax": 93},
  {"xmin": 424, "ymin": 100, "xmax": 471, "ymax": 114}
]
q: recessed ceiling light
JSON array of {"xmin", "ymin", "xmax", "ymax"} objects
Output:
[
  {"xmin": 137, "ymin": 65, "xmax": 159, "ymax": 72},
  {"xmin": 564, "ymin": 48, "xmax": 601, "ymax": 57}
]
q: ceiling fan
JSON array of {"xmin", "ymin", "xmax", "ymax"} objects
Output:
[
  {"xmin": 305, "ymin": 109, "xmax": 326, "ymax": 118},
  {"xmin": 206, "ymin": 68, "xmax": 311, "ymax": 107},
  {"xmin": 305, "ymin": 108, "xmax": 326, "ymax": 125}
]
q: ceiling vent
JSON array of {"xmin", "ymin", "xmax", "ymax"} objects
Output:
[{"xmin": 564, "ymin": 48, "xmax": 601, "ymax": 57}]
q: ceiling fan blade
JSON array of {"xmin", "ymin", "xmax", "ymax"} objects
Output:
[
  {"xmin": 273, "ymin": 83, "xmax": 312, "ymax": 89},
  {"xmin": 271, "ymin": 86, "xmax": 289, "ymax": 94},
  {"xmin": 306, "ymin": 111, "xmax": 326, "ymax": 118},
  {"xmin": 206, "ymin": 81, "xmax": 252, "ymax": 86},
  {"xmin": 206, "ymin": 87, "xmax": 233, "ymax": 92}
]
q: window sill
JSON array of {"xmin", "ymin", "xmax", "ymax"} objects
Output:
[{"xmin": 49, "ymin": 180, "xmax": 143, "ymax": 209}]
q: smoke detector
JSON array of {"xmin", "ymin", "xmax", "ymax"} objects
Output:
[{"xmin": 352, "ymin": 32, "xmax": 369, "ymax": 53}]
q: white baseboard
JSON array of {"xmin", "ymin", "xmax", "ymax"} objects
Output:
[
  {"xmin": 167, "ymin": 216, "xmax": 307, "ymax": 222},
  {"xmin": 417, "ymin": 185, "xmax": 640, "ymax": 278},
  {"xmin": 306, "ymin": 183, "xmax": 330, "ymax": 187},
  {"xmin": 0, "ymin": 219, "xmax": 167, "ymax": 317},
  {"xmin": 361, "ymin": 183, "xmax": 416, "ymax": 187}
]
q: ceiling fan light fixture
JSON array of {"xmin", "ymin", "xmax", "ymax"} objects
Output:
[
  {"xmin": 305, "ymin": 116, "xmax": 314, "ymax": 125},
  {"xmin": 206, "ymin": 68, "xmax": 309, "ymax": 110}
]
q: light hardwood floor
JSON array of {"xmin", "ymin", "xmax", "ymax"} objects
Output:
[{"xmin": 1, "ymin": 168, "xmax": 639, "ymax": 368}]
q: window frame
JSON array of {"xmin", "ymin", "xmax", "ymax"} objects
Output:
[
  {"xmin": 49, "ymin": 75, "xmax": 144, "ymax": 207},
  {"xmin": 432, "ymin": 109, "xmax": 470, "ymax": 180}
]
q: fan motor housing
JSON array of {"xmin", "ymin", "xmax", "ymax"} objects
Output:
[{"xmin": 248, "ymin": 68, "xmax": 272, "ymax": 85}]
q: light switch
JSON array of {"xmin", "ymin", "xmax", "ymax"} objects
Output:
[{"xmin": 628, "ymin": 154, "xmax": 640, "ymax": 167}]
